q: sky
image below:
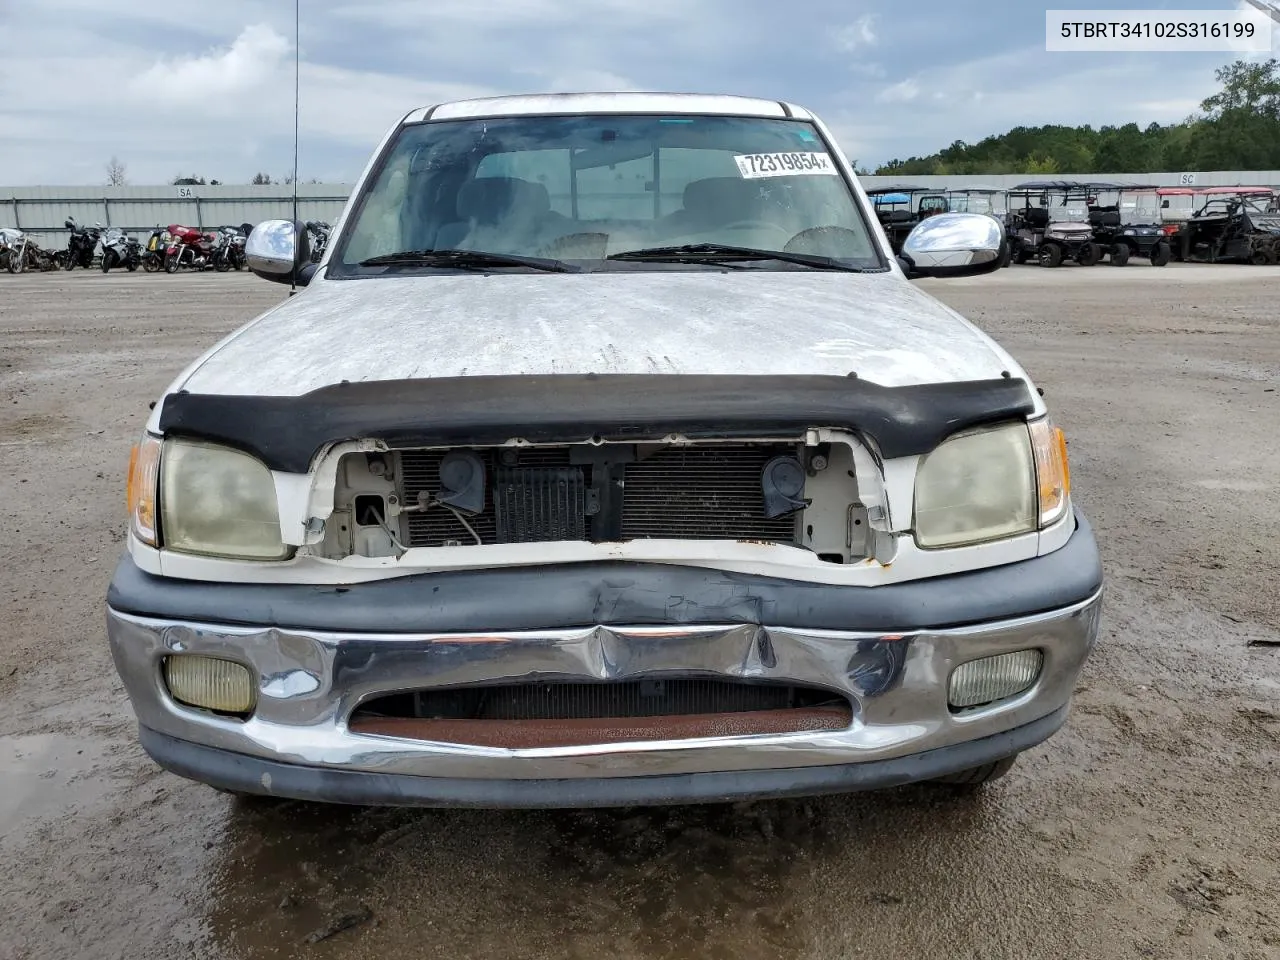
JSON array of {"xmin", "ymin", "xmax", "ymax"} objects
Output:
[{"xmin": 0, "ymin": 0, "xmax": 1274, "ymax": 186}]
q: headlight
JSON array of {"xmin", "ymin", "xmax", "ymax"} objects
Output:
[
  {"xmin": 160, "ymin": 438, "xmax": 289, "ymax": 560},
  {"xmin": 914, "ymin": 419, "xmax": 1072, "ymax": 549},
  {"xmin": 913, "ymin": 422, "xmax": 1037, "ymax": 548}
]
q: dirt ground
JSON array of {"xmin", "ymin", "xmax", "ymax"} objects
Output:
[{"xmin": 1, "ymin": 264, "xmax": 1278, "ymax": 960}]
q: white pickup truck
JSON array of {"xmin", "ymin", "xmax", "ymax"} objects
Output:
[{"xmin": 106, "ymin": 93, "xmax": 1102, "ymax": 807}]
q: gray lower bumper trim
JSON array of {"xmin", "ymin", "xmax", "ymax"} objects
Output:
[
  {"xmin": 109, "ymin": 511, "xmax": 1101, "ymax": 634},
  {"xmin": 137, "ymin": 705, "xmax": 1068, "ymax": 809}
]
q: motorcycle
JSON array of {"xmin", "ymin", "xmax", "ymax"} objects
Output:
[
  {"xmin": 3, "ymin": 229, "xmax": 61, "ymax": 273},
  {"xmin": 141, "ymin": 227, "xmax": 170, "ymax": 272},
  {"xmin": 0, "ymin": 227, "xmax": 20, "ymax": 272},
  {"xmin": 306, "ymin": 220, "xmax": 331, "ymax": 262},
  {"xmin": 211, "ymin": 225, "xmax": 248, "ymax": 272},
  {"xmin": 100, "ymin": 227, "xmax": 142, "ymax": 272},
  {"xmin": 63, "ymin": 217, "xmax": 103, "ymax": 270},
  {"xmin": 163, "ymin": 224, "xmax": 216, "ymax": 273}
]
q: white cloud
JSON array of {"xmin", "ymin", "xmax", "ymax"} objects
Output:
[
  {"xmin": 0, "ymin": 1, "xmax": 1252, "ymax": 185},
  {"xmin": 833, "ymin": 15, "xmax": 878, "ymax": 52},
  {"xmin": 131, "ymin": 23, "xmax": 290, "ymax": 104},
  {"xmin": 877, "ymin": 78, "xmax": 920, "ymax": 102}
]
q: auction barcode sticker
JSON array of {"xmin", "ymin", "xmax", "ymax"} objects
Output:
[
  {"xmin": 1046, "ymin": 9, "xmax": 1273, "ymax": 51},
  {"xmin": 734, "ymin": 152, "xmax": 839, "ymax": 179}
]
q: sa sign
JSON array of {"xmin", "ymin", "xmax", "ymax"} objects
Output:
[
  {"xmin": 1179, "ymin": 173, "xmax": 1198, "ymax": 186},
  {"xmin": 177, "ymin": 187, "xmax": 196, "ymax": 199}
]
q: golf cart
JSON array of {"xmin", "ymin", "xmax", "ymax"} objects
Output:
[
  {"xmin": 945, "ymin": 186, "xmax": 1006, "ymax": 217},
  {"xmin": 1005, "ymin": 180, "xmax": 1103, "ymax": 267},
  {"xmin": 1166, "ymin": 186, "xmax": 1280, "ymax": 265},
  {"xmin": 864, "ymin": 184, "xmax": 949, "ymax": 253},
  {"xmin": 1084, "ymin": 183, "xmax": 1171, "ymax": 266},
  {"xmin": 945, "ymin": 187, "xmax": 1012, "ymax": 266}
]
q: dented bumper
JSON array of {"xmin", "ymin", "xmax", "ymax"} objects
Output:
[{"xmin": 105, "ymin": 512, "xmax": 1103, "ymax": 807}]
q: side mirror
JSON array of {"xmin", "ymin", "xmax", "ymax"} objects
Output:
[
  {"xmin": 245, "ymin": 219, "xmax": 314, "ymax": 286},
  {"xmin": 900, "ymin": 212, "xmax": 1004, "ymax": 278}
]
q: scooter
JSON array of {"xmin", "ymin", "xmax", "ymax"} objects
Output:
[
  {"xmin": 100, "ymin": 227, "xmax": 142, "ymax": 272},
  {"xmin": 141, "ymin": 227, "xmax": 169, "ymax": 272}
]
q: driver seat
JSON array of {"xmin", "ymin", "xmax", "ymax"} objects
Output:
[{"xmin": 661, "ymin": 177, "xmax": 758, "ymax": 234}]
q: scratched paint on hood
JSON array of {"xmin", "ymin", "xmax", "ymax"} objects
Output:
[{"xmin": 177, "ymin": 270, "xmax": 1026, "ymax": 397}]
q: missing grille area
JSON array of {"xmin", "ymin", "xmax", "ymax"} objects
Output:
[
  {"xmin": 621, "ymin": 445, "xmax": 800, "ymax": 541},
  {"xmin": 395, "ymin": 442, "xmax": 802, "ymax": 548}
]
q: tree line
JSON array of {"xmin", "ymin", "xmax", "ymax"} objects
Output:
[{"xmin": 874, "ymin": 58, "xmax": 1280, "ymax": 176}]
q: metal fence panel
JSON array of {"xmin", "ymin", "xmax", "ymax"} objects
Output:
[{"xmin": 4, "ymin": 171, "xmax": 1278, "ymax": 244}]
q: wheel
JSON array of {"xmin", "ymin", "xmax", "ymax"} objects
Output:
[
  {"xmin": 1150, "ymin": 240, "xmax": 1171, "ymax": 267},
  {"xmin": 1076, "ymin": 242, "xmax": 1101, "ymax": 267},
  {"xmin": 101, "ymin": 251, "xmax": 113, "ymax": 273},
  {"xmin": 214, "ymin": 254, "xmax": 232, "ymax": 272},
  {"xmin": 63, "ymin": 253, "xmax": 75, "ymax": 270},
  {"xmin": 143, "ymin": 255, "xmax": 160, "ymax": 273},
  {"xmin": 1038, "ymin": 243, "xmax": 1063, "ymax": 267},
  {"xmin": 164, "ymin": 254, "xmax": 179, "ymax": 274},
  {"xmin": 1012, "ymin": 243, "xmax": 1028, "ymax": 265},
  {"xmin": 929, "ymin": 754, "xmax": 1018, "ymax": 791},
  {"xmin": 7, "ymin": 250, "xmax": 23, "ymax": 274},
  {"xmin": 1110, "ymin": 243, "xmax": 1130, "ymax": 266},
  {"xmin": 127, "ymin": 260, "xmax": 138, "ymax": 272}
]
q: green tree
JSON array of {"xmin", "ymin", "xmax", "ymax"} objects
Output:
[{"xmin": 870, "ymin": 58, "xmax": 1280, "ymax": 175}]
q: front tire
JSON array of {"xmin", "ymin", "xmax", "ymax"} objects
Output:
[
  {"xmin": 1039, "ymin": 243, "xmax": 1063, "ymax": 267},
  {"xmin": 1110, "ymin": 243, "xmax": 1130, "ymax": 266},
  {"xmin": 164, "ymin": 254, "xmax": 180, "ymax": 274},
  {"xmin": 1076, "ymin": 242, "xmax": 1101, "ymax": 267},
  {"xmin": 1150, "ymin": 240, "xmax": 1172, "ymax": 267},
  {"xmin": 7, "ymin": 250, "xmax": 23, "ymax": 274},
  {"xmin": 101, "ymin": 251, "xmax": 113, "ymax": 273}
]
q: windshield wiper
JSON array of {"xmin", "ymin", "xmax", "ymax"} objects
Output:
[
  {"xmin": 607, "ymin": 243, "xmax": 870, "ymax": 271},
  {"xmin": 359, "ymin": 249, "xmax": 580, "ymax": 273}
]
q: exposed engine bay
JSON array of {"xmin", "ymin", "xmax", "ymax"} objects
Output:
[{"xmin": 315, "ymin": 437, "xmax": 871, "ymax": 564}]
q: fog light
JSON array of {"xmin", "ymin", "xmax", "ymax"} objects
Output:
[
  {"xmin": 163, "ymin": 655, "xmax": 255, "ymax": 714},
  {"xmin": 948, "ymin": 650, "xmax": 1043, "ymax": 709}
]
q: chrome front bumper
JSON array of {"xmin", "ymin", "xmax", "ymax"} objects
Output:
[{"xmin": 106, "ymin": 591, "xmax": 1102, "ymax": 787}]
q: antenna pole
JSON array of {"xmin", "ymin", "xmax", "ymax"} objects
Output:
[{"xmin": 290, "ymin": 0, "xmax": 300, "ymax": 296}]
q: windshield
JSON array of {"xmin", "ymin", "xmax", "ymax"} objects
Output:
[
  {"xmin": 1195, "ymin": 195, "xmax": 1272, "ymax": 217},
  {"xmin": 949, "ymin": 194, "xmax": 1000, "ymax": 215},
  {"xmin": 332, "ymin": 114, "xmax": 882, "ymax": 273}
]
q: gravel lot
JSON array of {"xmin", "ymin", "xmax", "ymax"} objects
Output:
[{"xmin": 2, "ymin": 265, "xmax": 1278, "ymax": 960}]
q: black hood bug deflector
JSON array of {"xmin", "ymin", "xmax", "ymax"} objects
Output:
[{"xmin": 158, "ymin": 373, "xmax": 1037, "ymax": 473}]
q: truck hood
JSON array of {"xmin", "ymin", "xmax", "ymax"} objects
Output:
[{"xmin": 177, "ymin": 270, "xmax": 1025, "ymax": 396}]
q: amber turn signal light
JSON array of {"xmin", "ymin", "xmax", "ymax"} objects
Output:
[{"xmin": 126, "ymin": 435, "xmax": 163, "ymax": 546}]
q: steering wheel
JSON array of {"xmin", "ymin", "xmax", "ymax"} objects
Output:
[{"xmin": 784, "ymin": 225, "xmax": 864, "ymax": 255}]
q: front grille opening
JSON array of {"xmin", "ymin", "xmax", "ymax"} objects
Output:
[
  {"xmin": 396, "ymin": 443, "xmax": 802, "ymax": 548},
  {"xmin": 362, "ymin": 678, "xmax": 846, "ymax": 721},
  {"xmin": 349, "ymin": 678, "xmax": 853, "ymax": 748}
]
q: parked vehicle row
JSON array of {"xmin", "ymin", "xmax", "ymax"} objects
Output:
[
  {"xmin": 0, "ymin": 218, "xmax": 257, "ymax": 275},
  {"xmin": 865, "ymin": 181, "xmax": 1280, "ymax": 269}
]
